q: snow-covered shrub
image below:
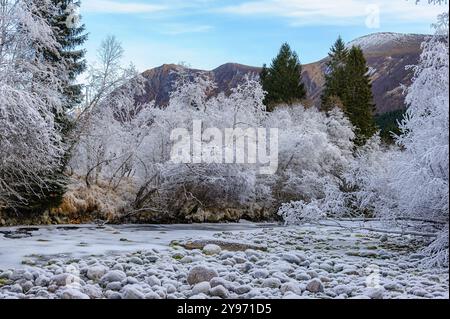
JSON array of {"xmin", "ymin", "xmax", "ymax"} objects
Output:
[
  {"xmin": 0, "ymin": 0, "xmax": 65, "ymax": 210},
  {"xmin": 272, "ymin": 105, "xmax": 356, "ymax": 221}
]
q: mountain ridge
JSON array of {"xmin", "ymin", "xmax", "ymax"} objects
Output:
[{"xmin": 135, "ymin": 32, "xmax": 428, "ymax": 114}]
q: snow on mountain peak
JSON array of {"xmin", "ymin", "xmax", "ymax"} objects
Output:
[{"xmin": 348, "ymin": 32, "xmax": 425, "ymax": 51}]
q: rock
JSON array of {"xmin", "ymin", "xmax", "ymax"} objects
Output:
[
  {"xmin": 82, "ymin": 284, "xmax": 103, "ymax": 299},
  {"xmin": 333, "ymin": 285, "xmax": 353, "ymax": 295},
  {"xmin": 165, "ymin": 284, "xmax": 177, "ymax": 294},
  {"xmin": 129, "ymin": 257, "xmax": 143, "ymax": 265},
  {"xmin": 210, "ymin": 285, "xmax": 229, "ymax": 299},
  {"xmin": 365, "ymin": 287, "xmax": 385, "ymax": 299},
  {"xmin": 100, "ymin": 270, "xmax": 127, "ymax": 285},
  {"xmin": 61, "ymin": 288, "xmax": 90, "ymax": 299},
  {"xmin": 106, "ymin": 282, "xmax": 122, "ymax": 291},
  {"xmin": 192, "ymin": 282, "xmax": 211, "ymax": 295},
  {"xmin": 21, "ymin": 281, "xmax": 33, "ymax": 293},
  {"xmin": 295, "ymin": 272, "xmax": 311, "ymax": 281},
  {"xmin": 105, "ymin": 291, "xmax": 122, "ymax": 299},
  {"xmin": 282, "ymin": 292, "xmax": 303, "ymax": 299},
  {"xmin": 187, "ymin": 266, "xmax": 219, "ymax": 285},
  {"xmin": 251, "ymin": 269, "xmax": 269, "ymax": 279},
  {"xmin": 122, "ymin": 285, "xmax": 145, "ymax": 299},
  {"xmin": 306, "ymin": 279, "xmax": 324, "ymax": 293},
  {"xmin": 203, "ymin": 244, "xmax": 222, "ymax": 255},
  {"xmin": 86, "ymin": 265, "xmax": 108, "ymax": 281},
  {"xmin": 180, "ymin": 256, "xmax": 194, "ymax": 264},
  {"xmin": 234, "ymin": 285, "xmax": 252, "ymax": 295},
  {"xmin": 280, "ymin": 282, "xmax": 302, "ymax": 295},
  {"xmin": 380, "ymin": 234, "xmax": 388, "ymax": 242},
  {"xmin": 9, "ymin": 284, "xmax": 23, "ymax": 293},
  {"xmin": 35, "ymin": 276, "xmax": 50, "ymax": 287},
  {"xmin": 262, "ymin": 278, "xmax": 282, "ymax": 289},
  {"xmin": 146, "ymin": 275, "xmax": 161, "ymax": 287},
  {"xmin": 50, "ymin": 273, "xmax": 77, "ymax": 287},
  {"xmin": 281, "ymin": 253, "xmax": 302, "ymax": 265},
  {"xmin": 318, "ymin": 263, "xmax": 333, "ymax": 273},
  {"xmin": 144, "ymin": 291, "xmax": 161, "ymax": 299}
]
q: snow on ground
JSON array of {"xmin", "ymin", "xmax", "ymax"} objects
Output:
[{"xmin": 0, "ymin": 222, "xmax": 448, "ymax": 299}]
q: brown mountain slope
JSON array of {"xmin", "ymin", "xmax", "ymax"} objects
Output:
[{"xmin": 136, "ymin": 32, "xmax": 427, "ymax": 114}]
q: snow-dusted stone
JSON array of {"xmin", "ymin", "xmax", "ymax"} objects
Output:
[
  {"xmin": 233, "ymin": 285, "xmax": 252, "ymax": 295},
  {"xmin": 146, "ymin": 275, "xmax": 161, "ymax": 287},
  {"xmin": 20, "ymin": 281, "xmax": 33, "ymax": 293},
  {"xmin": 129, "ymin": 257, "xmax": 143, "ymax": 265},
  {"xmin": 122, "ymin": 285, "xmax": 145, "ymax": 299},
  {"xmin": 203, "ymin": 244, "xmax": 222, "ymax": 255},
  {"xmin": 295, "ymin": 272, "xmax": 311, "ymax": 281},
  {"xmin": 165, "ymin": 284, "xmax": 177, "ymax": 294},
  {"xmin": 333, "ymin": 284, "xmax": 353, "ymax": 296},
  {"xmin": 364, "ymin": 287, "xmax": 385, "ymax": 299},
  {"xmin": 35, "ymin": 275, "xmax": 50, "ymax": 287},
  {"xmin": 187, "ymin": 266, "xmax": 219, "ymax": 285},
  {"xmin": 262, "ymin": 278, "xmax": 282, "ymax": 289},
  {"xmin": 100, "ymin": 270, "xmax": 127, "ymax": 285},
  {"xmin": 105, "ymin": 282, "xmax": 122, "ymax": 291},
  {"xmin": 281, "ymin": 253, "xmax": 303, "ymax": 265},
  {"xmin": 280, "ymin": 282, "xmax": 302, "ymax": 295},
  {"xmin": 112, "ymin": 263, "xmax": 124, "ymax": 271},
  {"xmin": 282, "ymin": 292, "xmax": 303, "ymax": 299},
  {"xmin": 144, "ymin": 291, "xmax": 161, "ymax": 299},
  {"xmin": 251, "ymin": 269, "xmax": 269, "ymax": 279},
  {"xmin": 50, "ymin": 273, "xmax": 74, "ymax": 287},
  {"xmin": 210, "ymin": 285, "xmax": 229, "ymax": 299},
  {"xmin": 86, "ymin": 265, "xmax": 108, "ymax": 281},
  {"xmin": 105, "ymin": 291, "xmax": 122, "ymax": 299},
  {"xmin": 233, "ymin": 256, "xmax": 247, "ymax": 264},
  {"xmin": 306, "ymin": 279, "xmax": 324, "ymax": 293},
  {"xmin": 178, "ymin": 256, "xmax": 193, "ymax": 264},
  {"xmin": 82, "ymin": 284, "xmax": 103, "ymax": 299},
  {"xmin": 61, "ymin": 288, "xmax": 90, "ymax": 300},
  {"xmin": 192, "ymin": 282, "xmax": 211, "ymax": 295},
  {"xmin": 9, "ymin": 284, "xmax": 23, "ymax": 294},
  {"xmin": 318, "ymin": 263, "xmax": 334, "ymax": 273}
]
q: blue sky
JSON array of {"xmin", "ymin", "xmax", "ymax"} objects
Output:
[{"xmin": 79, "ymin": 0, "xmax": 447, "ymax": 71}]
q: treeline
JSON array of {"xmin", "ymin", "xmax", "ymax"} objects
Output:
[{"xmin": 261, "ymin": 37, "xmax": 380, "ymax": 145}]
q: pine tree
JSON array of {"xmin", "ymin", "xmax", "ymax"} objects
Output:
[
  {"xmin": 260, "ymin": 43, "xmax": 306, "ymax": 111},
  {"xmin": 342, "ymin": 46, "xmax": 377, "ymax": 145},
  {"xmin": 27, "ymin": 0, "xmax": 88, "ymax": 213},
  {"xmin": 321, "ymin": 36, "xmax": 349, "ymax": 112}
]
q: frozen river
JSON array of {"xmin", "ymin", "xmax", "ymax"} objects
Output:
[{"xmin": 0, "ymin": 222, "xmax": 279, "ymax": 269}]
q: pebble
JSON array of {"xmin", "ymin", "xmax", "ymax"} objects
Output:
[
  {"xmin": 187, "ymin": 266, "xmax": 219, "ymax": 285},
  {"xmin": 306, "ymin": 279, "xmax": 324, "ymax": 293}
]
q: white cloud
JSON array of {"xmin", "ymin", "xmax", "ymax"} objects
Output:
[
  {"xmin": 82, "ymin": 0, "xmax": 167, "ymax": 14},
  {"xmin": 161, "ymin": 24, "xmax": 214, "ymax": 35},
  {"xmin": 218, "ymin": 0, "xmax": 446, "ymax": 26}
]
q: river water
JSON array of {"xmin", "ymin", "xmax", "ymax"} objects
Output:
[{"xmin": 0, "ymin": 222, "xmax": 279, "ymax": 269}]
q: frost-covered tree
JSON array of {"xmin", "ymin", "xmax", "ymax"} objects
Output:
[
  {"xmin": 0, "ymin": 0, "xmax": 65, "ymax": 212},
  {"xmin": 391, "ymin": 12, "xmax": 449, "ymax": 266}
]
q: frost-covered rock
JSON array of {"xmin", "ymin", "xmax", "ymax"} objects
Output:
[
  {"xmin": 192, "ymin": 282, "xmax": 211, "ymax": 295},
  {"xmin": 187, "ymin": 266, "xmax": 219, "ymax": 285},
  {"xmin": 61, "ymin": 288, "xmax": 90, "ymax": 300},
  {"xmin": 100, "ymin": 270, "xmax": 127, "ymax": 285},
  {"xmin": 203, "ymin": 244, "xmax": 222, "ymax": 255},
  {"xmin": 306, "ymin": 279, "xmax": 324, "ymax": 293},
  {"xmin": 210, "ymin": 285, "xmax": 229, "ymax": 299},
  {"xmin": 86, "ymin": 265, "xmax": 108, "ymax": 281},
  {"xmin": 262, "ymin": 278, "xmax": 282, "ymax": 289},
  {"xmin": 121, "ymin": 285, "xmax": 145, "ymax": 299}
]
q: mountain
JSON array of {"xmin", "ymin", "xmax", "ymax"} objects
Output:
[
  {"xmin": 135, "ymin": 63, "xmax": 261, "ymax": 107},
  {"xmin": 302, "ymin": 32, "xmax": 427, "ymax": 114},
  {"xmin": 136, "ymin": 32, "xmax": 427, "ymax": 114}
]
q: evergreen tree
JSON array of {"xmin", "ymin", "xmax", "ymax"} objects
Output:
[
  {"xmin": 321, "ymin": 36, "xmax": 349, "ymax": 112},
  {"xmin": 342, "ymin": 46, "xmax": 377, "ymax": 145},
  {"xmin": 27, "ymin": 0, "xmax": 88, "ymax": 213},
  {"xmin": 260, "ymin": 43, "xmax": 306, "ymax": 111}
]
